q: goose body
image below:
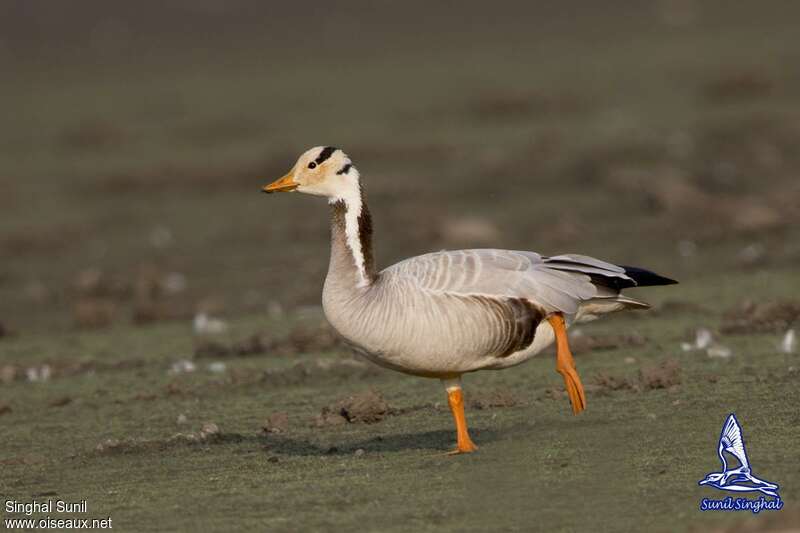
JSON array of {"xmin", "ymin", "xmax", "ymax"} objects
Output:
[
  {"xmin": 264, "ymin": 146, "xmax": 677, "ymax": 453},
  {"xmin": 325, "ymin": 248, "xmax": 632, "ymax": 377}
]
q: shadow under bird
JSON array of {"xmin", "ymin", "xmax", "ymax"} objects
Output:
[{"xmin": 263, "ymin": 146, "xmax": 677, "ymax": 454}]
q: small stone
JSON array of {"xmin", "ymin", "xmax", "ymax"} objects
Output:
[
  {"xmin": 26, "ymin": 365, "xmax": 52, "ymax": 382},
  {"xmin": 96, "ymin": 438, "xmax": 121, "ymax": 452},
  {"xmin": 695, "ymin": 329, "xmax": 713, "ymax": 350},
  {"xmin": 176, "ymin": 414, "xmax": 188, "ymax": 425},
  {"xmin": 780, "ymin": 330, "xmax": 796, "ymax": 354},
  {"xmin": 354, "ymin": 448, "xmax": 365, "ymax": 457},
  {"xmin": 707, "ymin": 345, "xmax": 732, "ymax": 359},
  {"xmin": 200, "ymin": 422, "xmax": 220, "ymax": 439},
  {"xmin": 169, "ymin": 359, "xmax": 196, "ymax": 375},
  {"xmin": 624, "ymin": 356, "xmax": 636, "ymax": 364},
  {"xmin": 193, "ymin": 313, "xmax": 228, "ymax": 335},
  {"xmin": 207, "ymin": 362, "xmax": 226, "ymax": 373}
]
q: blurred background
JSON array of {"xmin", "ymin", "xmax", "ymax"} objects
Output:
[{"xmin": 2, "ymin": 0, "xmax": 799, "ymax": 334}]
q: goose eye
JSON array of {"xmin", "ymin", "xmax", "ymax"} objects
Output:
[{"xmin": 308, "ymin": 162, "xmax": 317, "ymax": 169}]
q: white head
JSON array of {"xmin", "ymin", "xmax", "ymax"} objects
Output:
[
  {"xmin": 263, "ymin": 146, "xmax": 373, "ymax": 287},
  {"xmin": 262, "ymin": 146, "xmax": 360, "ymax": 203}
]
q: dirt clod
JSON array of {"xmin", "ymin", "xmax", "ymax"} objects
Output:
[
  {"xmin": 0, "ymin": 404, "xmax": 11, "ymax": 416},
  {"xmin": 262, "ymin": 412, "xmax": 289, "ymax": 434},
  {"xmin": 639, "ymin": 359, "xmax": 681, "ymax": 390},
  {"xmin": 315, "ymin": 390, "xmax": 390, "ymax": 426},
  {"xmin": 593, "ymin": 373, "xmax": 636, "ymax": 392},
  {"xmin": 49, "ymin": 396, "xmax": 73, "ymax": 407}
]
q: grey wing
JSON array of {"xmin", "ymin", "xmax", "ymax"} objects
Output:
[{"xmin": 382, "ymin": 249, "xmax": 637, "ymax": 315}]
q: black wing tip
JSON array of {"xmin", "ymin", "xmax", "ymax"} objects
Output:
[{"xmin": 620, "ymin": 266, "xmax": 679, "ymax": 287}]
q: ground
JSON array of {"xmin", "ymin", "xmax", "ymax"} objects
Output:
[{"xmin": 1, "ymin": 2, "xmax": 799, "ymax": 531}]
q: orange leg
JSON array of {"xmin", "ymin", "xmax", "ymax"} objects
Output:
[
  {"xmin": 547, "ymin": 313, "xmax": 586, "ymax": 415},
  {"xmin": 442, "ymin": 379, "xmax": 478, "ymax": 454}
]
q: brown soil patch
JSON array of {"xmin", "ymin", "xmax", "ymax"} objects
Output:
[
  {"xmin": 639, "ymin": 359, "xmax": 682, "ymax": 390},
  {"xmin": 590, "ymin": 359, "xmax": 681, "ymax": 395},
  {"xmin": 721, "ymin": 300, "xmax": 800, "ymax": 334}
]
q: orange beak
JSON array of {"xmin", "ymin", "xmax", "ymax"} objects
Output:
[{"xmin": 262, "ymin": 172, "xmax": 298, "ymax": 194}]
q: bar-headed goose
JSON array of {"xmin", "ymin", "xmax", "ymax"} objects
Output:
[{"xmin": 263, "ymin": 146, "xmax": 677, "ymax": 454}]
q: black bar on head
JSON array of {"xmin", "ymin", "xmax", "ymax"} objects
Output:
[
  {"xmin": 315, "ymin": 146, "xmax": 338, "ymax": 165},
  {"xmin": 336, "ymin": 163, "xmax": 352, "ymax": 175}
]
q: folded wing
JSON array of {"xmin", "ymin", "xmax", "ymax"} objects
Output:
[{"xmin": 383, "ymin": 249, "xmax": 641, "ymax": 316}]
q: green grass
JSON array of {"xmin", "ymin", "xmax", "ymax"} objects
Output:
[{"xmin": 2, "ymin": 271, "xmax": 798, "ymax": 532}]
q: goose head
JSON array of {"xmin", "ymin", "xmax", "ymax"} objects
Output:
[{"xmin": 262, "ymin": 146, "xmax": 359, "ymax": 202}]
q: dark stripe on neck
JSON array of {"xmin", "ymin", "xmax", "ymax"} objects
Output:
[
  {"xmin": 357, "ymin": 194, "xmax": 375, "ymax": 280},
  {"xmin": 336, "ymin": 163, "xmax": 352, "ymax": 175},
  {"xmin": 330, "ymin": 190, "xmax": 376, "ymax": 284},
  {"xmin": 315, "ymin": 146, "xmax": 337, "ymax": 165}
]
